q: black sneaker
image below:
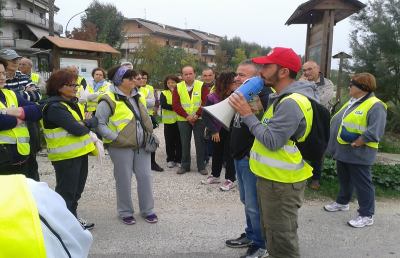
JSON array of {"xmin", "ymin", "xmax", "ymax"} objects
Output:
[
  {"xmin": 240, "ymin": 244, "xmax": 269, "ymax": 258},
  {"xmin": 225, "ymin": 233, "xmax": 252, "ymax": 248},
  {"xmin": 78, "ymin": 218, "xmax": 95, "ymax": 230},
  {"xmin": 151, "ymin": 163, "xmax": 164, "ymax": 172}
]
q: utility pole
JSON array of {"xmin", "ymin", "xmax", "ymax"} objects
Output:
[{"xmin": 48, "ymin": 0, "xmax": 55, "ymax": 36}]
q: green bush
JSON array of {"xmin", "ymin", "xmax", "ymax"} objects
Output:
[{"xmin": 322, "ymin": 158, "xmax": 400, "ymax": 191}]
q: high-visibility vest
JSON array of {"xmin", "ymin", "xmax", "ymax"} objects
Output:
[
  {"xmin": 0, "ymin": 89, "xmax": 30, "ymax": 155},
  {"xmin": 161, "ymin": 90, "xmax": 177, "ymax": 124},
  {"xmin": 335, "ymin": 96, "xmax": 387, "ymax": 149},
  {"xmin": 145, "ymin": 84, "xmax": 155, "ymax": 115},
  {"xmin": 100, "ymin": 92, "xmax": 135, "ymax": 144},
  {"xmin": 30, "ymin": 72, "xmax": 40, "ymax": 85},
  {"xmin": 0, "ymin": 175, "xmax": 46, "ymax": 258},
  {"xmin": 42, "ymin": 102, "xmax": 95, "ymax": 161},
  {"xmin": 86, "ymin": 81, "xmax": 111, "ymax": 112},
  {"xmin": 176, "ymin": 80, "xmax": 203, "ymax": 121},
  {"xmin": 249, "ymin": 93, "xmax": 313, "ymax": 183},
  {"xmin": 138, "ymin": 86, "xmax": 148, "ymax": 108}
]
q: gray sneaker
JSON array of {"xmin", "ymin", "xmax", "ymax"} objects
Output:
[
  {"xmin": 348, "ymin": 215, "xmax": 374, "ymax": 228},
  {"xmin": 324, "ymin": 202, "xmax": 350, "ymax": 212}
]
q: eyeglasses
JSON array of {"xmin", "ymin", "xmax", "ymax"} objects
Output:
[{"xmin": 65, "ymin": 83, "xmax": 78, "ymax": 88}]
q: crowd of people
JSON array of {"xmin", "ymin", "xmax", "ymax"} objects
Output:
[{"xmin": 0, "ymin": 46, "xmax": 387, "ymax": 258}]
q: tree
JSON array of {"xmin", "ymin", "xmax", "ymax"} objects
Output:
[
  {"xmin": 349, "ymin": 0, "xmax": 400, "ymax": 131},
  {"xmin": 81, "ymin": 0, "xmax": 125, "ymax": 47},
  {"xmin": 71, "ymin": 22, "xmax": 97, "ymax": 41},
  {"xmin": 231, "ymin": 48, "xmax": 247, "ymax": 68}
]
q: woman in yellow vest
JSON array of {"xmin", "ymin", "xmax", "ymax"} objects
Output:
[
  {"xmin": 86, "ymin": 67, "xmax": 112, "ymax": 113},
  {"xmin": 0, "ymin": 60, "xmax": 41, "ymax": 175},
  {"xmin": 42, "ymin": 69, "xmax": 99, "ymax": 230},
  {"xmin": 324, "ymin": 73, "xmax": 387, "ymax": 228},
  {"xmin": 96, "ymin": 65, "xmax": 158, "ymax": 225},
  {"xmin": 160, "ymin": 75, "xmax": 182, "ymax": 168}
]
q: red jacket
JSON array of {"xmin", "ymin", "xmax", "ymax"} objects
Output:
[{"xmin": 172, "ymin": 83, "xmax": 209, "ymax": 118}]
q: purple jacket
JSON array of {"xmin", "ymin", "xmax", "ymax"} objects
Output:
[{"xmin": 203, "ymin": 93, "xmax": 223, "ymax": 133}]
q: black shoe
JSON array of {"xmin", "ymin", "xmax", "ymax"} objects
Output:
[
  {"xmin": 225, "ymin": 233, "xmax": 252, "ymax": 248},
  {"xmin": 240, "ymin": 244, "xmax": 269, "ymax": 258},
  {"xmin": 151, "ymin": 163, "xmax": 164, "ymax": 172},
  {"xmin": 78, "ymin": 218, "xmax": 95, "ymax": 230}
]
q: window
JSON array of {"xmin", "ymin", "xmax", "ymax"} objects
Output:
[
  {"xmin": 17, "ymin": 2, "xmax": 21, "ymax": 9},
  {"xmin": 39, "ymin": 13, "xmax": 44, "ymax": 19},
  {"xmin": 137, "ymin": 24, "xmax": 142, "ymax": 28},
  {"xmin": 29, "ymin": 8, "xmax": 33, "ymax": 13},
  {"xmin": 0, "ymin": 31, "xmax": 3, "ymax": 37}
]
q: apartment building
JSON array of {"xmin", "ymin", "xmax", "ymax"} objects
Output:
[
  {"xmin": 122, "ymin": 18, "xmax": 221, "ymax": 67},
  {"xmin": 0, "ymin": 0, "xmax": 63, "ymax": 71}
]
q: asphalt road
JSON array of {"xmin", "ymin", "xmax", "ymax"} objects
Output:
[{"xmin": 37, "ymin": 125, "xmax": 400, "ymax": 258}]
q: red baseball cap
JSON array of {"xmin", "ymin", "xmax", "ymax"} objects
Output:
[{"xmin": 252, "ymin": 47, "xmax": 302, "ymax": 73}]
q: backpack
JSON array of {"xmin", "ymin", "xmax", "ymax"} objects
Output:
[{"xmin": 274, "ymin": 93, "xmax": 330, "ymax": 162}]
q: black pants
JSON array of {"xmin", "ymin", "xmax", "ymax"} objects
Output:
[
  {"xmin": 52, "ymin": 155, "xmax": 89, "ymax": 217},
  {"xmin": 336, "ymin": 160, "xmax": 375, "ymax": 217},
  {"xmin": 211, "ymin": 128, "xmax": 235, "ymax": 181},
  {"xmin": 164, "ymin": 123, "xmax": 182, "ymax": 163},
  {"xmin": 310, "ymin": 158, "xmax": 323, "ymax": 180},
  {"xmin": 0, "ymin": 161, "xmax": 29, "ymax": 176},
  {"xmin": 26, "ymin": 121, "xmax": 41, "ymax": 181}
]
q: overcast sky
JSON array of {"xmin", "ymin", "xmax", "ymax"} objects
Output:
[{"xmin": 54, "ymin": 0, "xmax": 368, "ymax": 68}]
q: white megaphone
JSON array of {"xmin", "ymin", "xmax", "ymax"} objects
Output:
[{"xmin": 203, "ymin": 76, "xmax": 264, "ymax": 129}]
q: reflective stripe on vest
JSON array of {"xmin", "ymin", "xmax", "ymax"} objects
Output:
[
  {"xmin": 249, "ymin": 93, "xmax": 313, "ymax": 183},
  {"xmin": 176, "ymin": 80, "xmax": 203, "ymax": 121},
  {"xmin": 101, "ymin": 92, "xmax": 134, "ymax": 144},
  {"xmin": 0, "ymin": 175, "xmax": 46, "ymax": 258},
  {"xmin": 42, "ymin": 102, "xmax": 95, "ymax": 161},
  {"xmin": 161, "ymin": 90, "xmax": 177, "ymax": 124},
  {"xmin": 31, "ymin": 72, "xmax": 40, "ymax": 84},
  {"xmin": 87, "ymin": 81, "xmax": 111, "ymax": 112},
  {"xmin": 335, "ymin": 96, "xmax": 387, "ymax": 149},
  {"xmin": 0, "ymin": 89, "xmax": 30, "ymax": 155}
]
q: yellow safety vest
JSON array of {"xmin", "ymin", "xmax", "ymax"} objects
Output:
[
  {"xmin": 161, "ymin": 90, "xmax": 177, "ymax": 124},
  {"xmin": 100, "ymin": 92, "xmax": 134, "ymax": 144},
  {"xmin": 0, "ymin": 175, "xmax": 46, "ymax": 258},
  {"xmin": 42, "ymin": 102, "xmax": 95, "ymax": 161},
  {"xmin": 176, "ymin": 80, "xmax": 203, "ymax": 121},
  {"xmin": 139, "ymin": 84, "xmax": 155, "ymax": 115},
  {"xmin": 335, "ymin": 96, "xmax": 387, "ymax": 149},
  {"xmin": 0, "ymin": 89, "xmax": 30, "ymax": 155},
  {"xmin": 86, "ymin": 81, "xmax": 111, "ymax": 112},
  {"xmin": 31, "ymin": 72, "xmax": 40, "ymax": 85},
  {"xmin": 249, "ymin": 93, "xmax": 313, "ymax": 183}
]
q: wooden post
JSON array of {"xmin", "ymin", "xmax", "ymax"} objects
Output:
[{"xmin": 333, "ymin": 52, "xmax": 352, "ymax": 102}]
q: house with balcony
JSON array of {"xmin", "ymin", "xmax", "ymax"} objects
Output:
[
  {"xmin": 0, "ymin": 0, "xmax": 63, "ymax": 71},
  {"xmin": 122, "ymin": 18, "xmax": 222, "ymax": 67}
]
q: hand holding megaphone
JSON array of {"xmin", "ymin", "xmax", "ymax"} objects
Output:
[{"xmin": 203, "ymin": 76, "xmax": 264, "ymax": 129}]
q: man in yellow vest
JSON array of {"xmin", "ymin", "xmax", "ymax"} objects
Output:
[
  {"xmin": 229, "ymin": 47, "xmax": 318, "ymax": 258},
  {"xmin": 172, "ymin": 65, "xmax": 209, "ymax": 175},
  {"xmin": 18, "ymin": 57, "xmax": 46, "ymax": 94}
]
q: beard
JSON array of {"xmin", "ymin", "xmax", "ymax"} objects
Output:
[{"xmin": 262, "ymin": 69, "xmax": 279, "ymax": 88}]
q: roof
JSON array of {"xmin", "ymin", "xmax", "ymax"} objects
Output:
[
  {"xmin": 185, "ymin": 29, "xmax": 222, "ymax": 44},
  {"xmin": 286, "ymin": 0, "xmax": 366, "ymax": 25},
  {"xmin": 31, "ymin": 36, "xmax": 120, "ymax": 54},
  {"xmin": 126, "ymin": 18, "xmax": 196, "ymax": 41}
]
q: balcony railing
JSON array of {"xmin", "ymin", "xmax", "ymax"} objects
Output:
[
  {"xmin": 0, "ymin": 38, "xmax": 37, "ymax": 49},
  {"xmin": 1, "ymin": 9, "xmax": 63, "ymax": 34},
  {"xmin": 201, "ymin": 49, "xmax": 216, "ymax": 56}
]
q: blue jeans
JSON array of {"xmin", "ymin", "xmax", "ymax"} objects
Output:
[{"xmin": 235, "ymin": 158, "xmax": 265, "ymax": 249}]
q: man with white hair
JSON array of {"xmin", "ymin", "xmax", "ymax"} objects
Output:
[{"xmin": 18, "ymin": 57, "xmax": 45, "ymax": 94}]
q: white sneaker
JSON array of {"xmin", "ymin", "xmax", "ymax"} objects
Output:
[
  {"xmin": 324, "ymin": 202, "xmax": 350, "ymax": 212},
  {"xmin": 220, "ymin": 180, "xmax": 236, "ymax": 191},
  {"xmin": 348, "ymin": 215, "xmax": 374, "ymax": 228},
  {"xmin": 201, "ymin": 175, "xmax": 220, "ymax": 184},
  {"xmin": 167, "ymin": 161, "xmax": 175, "ymax": 168}
]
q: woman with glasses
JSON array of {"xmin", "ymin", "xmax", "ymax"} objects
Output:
[
  {"xmin": 0, "ymin": 59, "xmax": 41, "ymax": 175},
  {"xmin": 96, "ymin": 65, "xmax": 158, "ymax": 225},
  {"xmin": 324, "ymin": 73, "xmax": 387, "ymax": 228},
  {"xmin": 41, "ymin": 68, "xmax": 99, "ymax": 230}
]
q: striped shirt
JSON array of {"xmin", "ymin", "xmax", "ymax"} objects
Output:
[{"xmin": 5, "ymin": 71, "xmax": 41, "ymax": 102}]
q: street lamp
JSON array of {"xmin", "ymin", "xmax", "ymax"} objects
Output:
[{"xmin": 65, "ymin": 8, "xmax": 89, "ymax": 38}]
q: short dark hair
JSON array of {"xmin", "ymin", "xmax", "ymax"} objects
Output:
[
  {"xmin": 139, "ymin": 70, "xmax": 149, "ymax": 79},
  {"xmin": 46, "ymin": 69, "xmax": 77, "ymax": 96},
  {"xmin": 0, "ymin": 59, "xmax": 8, "ymax": 69},
  {"xmin": 92, "ymin": 67, "xmax": 106, "ymax": 78},
  {"xmin": 163, "ymin": 75, "xmax": 181, "ymax": 89},
  {"xmin": 107, "ymin": 65, "xmax": 137, "ymax": 83},
  {"xmin": 182, "ymin": 65, "xmax": 195, "ymax": 73}
]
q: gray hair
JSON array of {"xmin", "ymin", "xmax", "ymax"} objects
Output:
[{"xmin": 238, "ymin": 59, "xmax": 261, "ymax": 72}]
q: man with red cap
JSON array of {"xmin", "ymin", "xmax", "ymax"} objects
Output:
[{"xmin": 229, "ymin": 47, "xmax": 318, "ymax": 258}]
